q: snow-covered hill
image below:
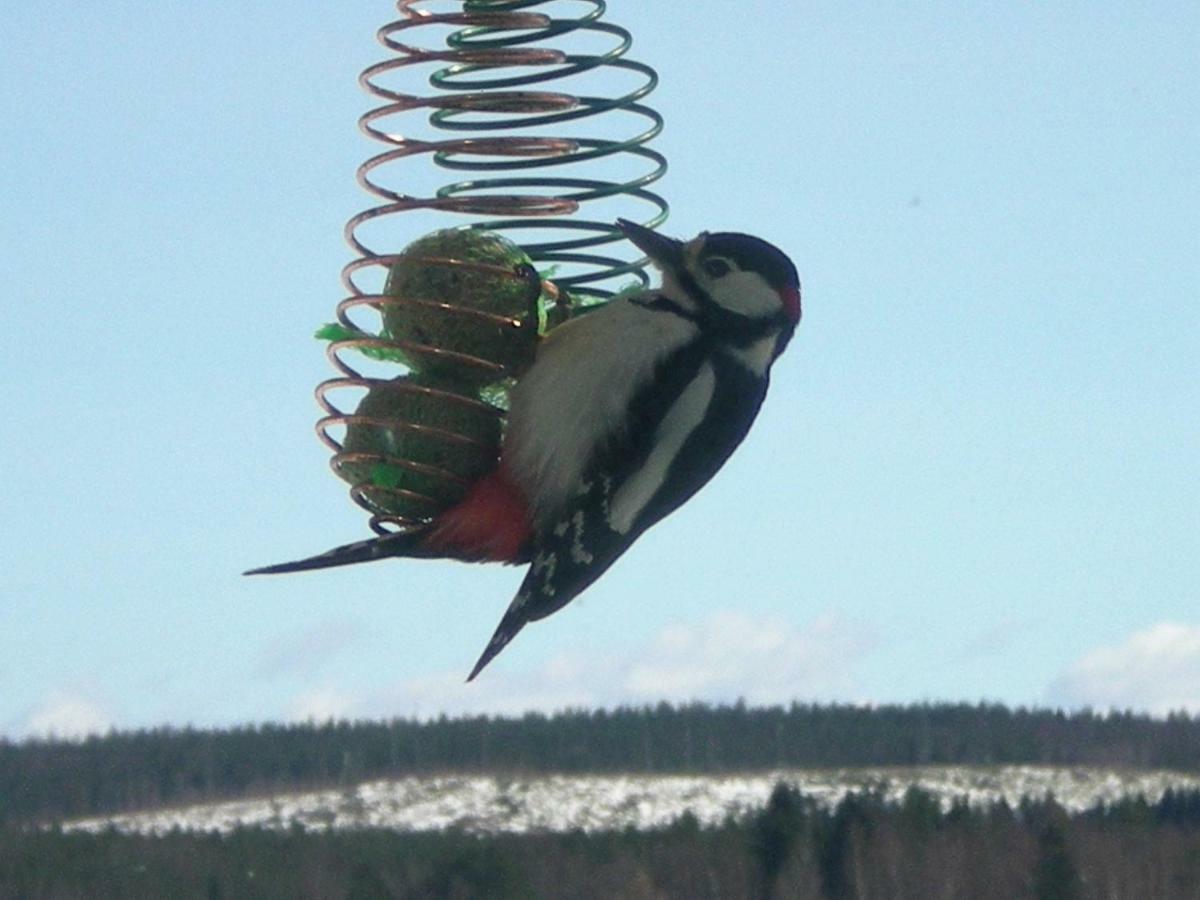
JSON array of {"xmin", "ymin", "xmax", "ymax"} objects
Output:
[{"xmin": 64, "ymin": 766, "xmax": 1200, "ymax": 836}]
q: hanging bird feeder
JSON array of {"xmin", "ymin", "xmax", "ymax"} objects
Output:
[{"xmin": 317, "ymin": 0, "xmax": 669, "ymax": 533}]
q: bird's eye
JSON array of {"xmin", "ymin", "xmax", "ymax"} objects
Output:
[{"xmin": 702, "ymin": 257, "xmax": 732, "ymax": 278}]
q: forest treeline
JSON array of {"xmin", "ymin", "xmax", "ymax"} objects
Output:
[
  {"xmin": 3, "ymin": 701, "xmax": 1197, "ymax": 825},
  {"xmin": 4, "ymin": 787, "xmax": 1200, "ymax": 899}
]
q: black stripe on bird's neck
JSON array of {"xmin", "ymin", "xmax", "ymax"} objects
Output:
[
  {"xmin": 633, "ymin": 287, "xmax": 788, "ymax": 347},
  {"xmin": 631, "ymin": 279, "xmax": 792, "ymax": 348},
  {"xmin": 630, "ymin": 294, "xmax": 700, "ymax": 322},
  {"xmin": 673, "ymin": 268, "xmax": 790, "ymax": 347}
]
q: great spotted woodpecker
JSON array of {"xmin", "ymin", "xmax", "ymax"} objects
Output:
[{"xmin": 248, "ymin": 219, "xmax": 801, "ymax": 680}]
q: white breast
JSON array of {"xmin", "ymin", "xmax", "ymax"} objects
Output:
[{"xmin": 502, "ymin": 297, "xmax": 700, "ymax": 524}]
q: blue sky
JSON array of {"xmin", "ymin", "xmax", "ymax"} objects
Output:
[{"xmin": 2, "ymin": 2, "xmax": 1197, "ymax": 739}]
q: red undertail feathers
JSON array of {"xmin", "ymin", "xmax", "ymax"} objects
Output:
[{"xmin": 422, "ymin": 467, "xmax": 532, "ymax": 563}]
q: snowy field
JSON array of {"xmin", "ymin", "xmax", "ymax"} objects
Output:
[{"xmin": 65, "ymin": 766, "xmax": 1200, "ymax": 836}]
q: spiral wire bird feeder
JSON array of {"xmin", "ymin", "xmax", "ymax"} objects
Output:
[{"xmin": 318, "ymin": 0, "xmax": 668, "ymax": 533}]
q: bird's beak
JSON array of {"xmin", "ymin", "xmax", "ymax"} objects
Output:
[{"xmin": 616, "ymin": 219, "xmax": 683, "ymax": 271}]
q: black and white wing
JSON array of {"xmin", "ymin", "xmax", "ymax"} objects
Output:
[{"xmin": 467, "ymin": 341, "xmax": 771, "ymax": 680}]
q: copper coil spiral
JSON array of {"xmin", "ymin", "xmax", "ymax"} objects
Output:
[{"xmin": 319, "ymin": 0, "xmax": 668, "ymax": 533}]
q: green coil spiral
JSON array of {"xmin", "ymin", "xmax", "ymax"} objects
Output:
[{"xmin": 322, "ymin": 0, "xmax": 669, "ymax": 532}]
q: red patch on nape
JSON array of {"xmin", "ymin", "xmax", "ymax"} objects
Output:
[
  {"xmin": 780, "ymin": 285, "xmax": 802, "ymax": 323},
  {"xmin": 422, "ymin": 467, "xmax": 532, "ymax": 563}
]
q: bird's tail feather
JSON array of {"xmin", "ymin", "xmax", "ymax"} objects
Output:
[
  {"xmin": 466, "ymin": 599, "xmax": 528, "ymax": 682},
  {"xmin": 244, "ymin": 528, "xmax": 434, "ymax": 576}
]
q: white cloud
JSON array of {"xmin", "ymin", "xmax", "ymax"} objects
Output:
[
  {"xmin": 287, "ymin": 687, "xmax": 359, "ymax": 724},
  {"xmin": 387, "ymin": 665, "xmax": 602, "ymax": 720},
  {"xmin": 375, "ymin": 610, "xmax": 876, "ymax": 719},
  {"xmin": 1048, "ymin": 623, "xmax": 1200, "ymax": 715},
  {"xmin": 624, "ymin": 611, "xmax": 872, "ymax": 704},
  {"xmin": 22, "ymin": 693, "xmax": 111, "ymax": 740}
]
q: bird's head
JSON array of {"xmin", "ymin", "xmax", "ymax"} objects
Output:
[{"xmin": 616, "ymin": 219, "xmax": 801, "ymax": 359}]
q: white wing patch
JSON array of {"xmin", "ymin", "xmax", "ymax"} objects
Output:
[
  {"xmin": 553, "ymin": 510, "xmax": 595, "ymax": 564},
  {"xmin": 529, "ymin": 550, "xmax": 558, "ymax": 598},
  {"xmin": 503, "ymin": 298, "xmax": 700, "ymax": 525},
  {"xmin": 607, "ymin": 362, "xmax": 716, "ymax": 535}
]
